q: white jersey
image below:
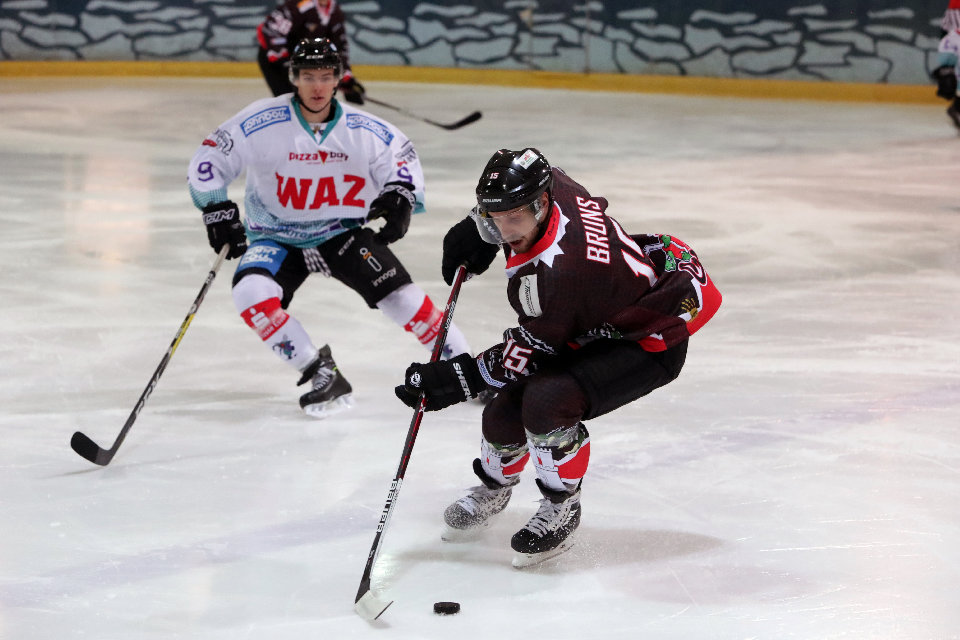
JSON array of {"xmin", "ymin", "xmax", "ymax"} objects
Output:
[
  {"xmin": 938, "ymin": 28, "xmax": 960, "ymax": 73},
  {"xmin": 188, "ymin": 95, "xmax": 425, "ymax": 248}
]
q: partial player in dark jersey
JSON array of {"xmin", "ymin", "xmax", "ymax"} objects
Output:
[
  {"xmin": 256, "ymin": 0, "xmax": 365, "ymax": 104},
  {"xmin": 395, "ymin": 148, "xmax": 722, "ymax": 567}
]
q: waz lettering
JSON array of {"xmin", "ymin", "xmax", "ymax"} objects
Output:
[{"xmin": 275, "ymin": 173, "xmax": 367, "ymax": 210}]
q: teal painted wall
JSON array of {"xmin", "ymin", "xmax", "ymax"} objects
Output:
[{"xmin": 0, "ymin": 1, "xmax": 947, "ymax": 84}]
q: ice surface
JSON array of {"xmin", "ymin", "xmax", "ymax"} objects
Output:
[{"xmin": 1, "ymin": 76, "xmax": 959, "ymax": 639}]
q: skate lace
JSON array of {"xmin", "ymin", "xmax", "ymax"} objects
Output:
[
  {"xmin": 458, "ymin": 485, "xmax": 506, "ymax": 516},
  {"xmin": 524, "ymin": 498, "xmax": 569, "ymax": 537},
  {"xmin": 311, "ymin": 364, "xmax": 335, "ymax": 390}
]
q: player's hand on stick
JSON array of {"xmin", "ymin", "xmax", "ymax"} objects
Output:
[
  {"xmin": 395, "ymin": 353, "xmax": 486, "ymax": 411},
  {"xmin": 201, "ymin": 200, "xmax": 247, "ymax": 259},
  {"xmin": 367, "ymin": 181, "xmax": 414, "ymax": 245},
  {"xmin": 933, "ymin": 65, "xmax": 958, "ymax": 99},
  {"xmin": 441, "ymin": 215, "xmax": 499, "ymax": 285},
  {"xmin": 339, "ymin": 75, "xmax": 366, "ymax": 105}
]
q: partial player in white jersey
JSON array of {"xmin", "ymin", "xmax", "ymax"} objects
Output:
[
  {"xmin": 187, "ymin": 37, "xmax": 471, "ymax": 417},
  {"xmin": 932, "ymin": 26, "xmax": 960, "ymax": 131}
]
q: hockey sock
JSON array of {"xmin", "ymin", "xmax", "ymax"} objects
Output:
[
  {"xmin": 377, "ymin": 283, "xmax": 470, "ymax": 357},
  {"xmin": 527, "ymin": 423, "xmax": 590, "ymax": 494},
  {"xmin": 479, "ymin": 437, "xmax": 529, "ymax": 486},
  {"xmin": 233, "ymin": 275, "xmax": 319, "ymax": 372}
]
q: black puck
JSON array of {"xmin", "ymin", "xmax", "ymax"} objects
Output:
[{"xmin": 433, "ymin": 601, "xmax": 460, "ymax": 615}]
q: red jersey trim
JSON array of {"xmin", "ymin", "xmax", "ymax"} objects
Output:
[{"xmin": 505, "ymin": 203, "xmax": 561, "ymax": 271}]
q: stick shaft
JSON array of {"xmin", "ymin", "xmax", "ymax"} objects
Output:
[
  {"xmin": 354, "ymin": 265, "xmax": 469, "ymax": 610},
  {"xmin": 364, "ymin": 96, "xmax": 481, "ymax": 130}
]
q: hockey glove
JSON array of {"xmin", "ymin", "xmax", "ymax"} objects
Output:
[
  {"xmin": 367, "ymin": 181, "xmax": 414, "ymax": 245},
  {"xmin": 201, "ymin": 200, "xmax": 247, "ymax": 259},
  {"xmin": 933, "ymin": 65, "xmax": 958, "ymax": 100},
  {"xmin": 395, "ymin": 353, "xmax": 486, "ymax": 411},
  {"xmin": 339, "ymin": 75, "xmax": 366, "ymax": 105},
  {"xmin": 441, "ymin": 215, "xmax": 499, "ymax": 285}
]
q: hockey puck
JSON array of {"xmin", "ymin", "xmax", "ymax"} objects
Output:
[{"xmin": 433, "ymin": 601, "xmax": 460, "ymax": 615}]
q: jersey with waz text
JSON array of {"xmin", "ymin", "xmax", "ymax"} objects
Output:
[
  {"xmin": 188, "ymin": 96, "xmax": 425, "ymax": 248},
  {"xmin": 257, "ymin": 0, "xmax": 351, "ymax": 70},
  {"xmin": 476, "ymin": 167, "xmax": 722, "ymax": 390}
]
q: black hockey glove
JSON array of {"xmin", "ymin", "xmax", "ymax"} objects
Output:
[
  {"xmin": 339, "ymin": 76, "xmax": 366, "ymax": 105},
  {"xmin": 395, "ymin": 353, "xmax": 487, "ymax": 411},
  {"xmin": 441, "ymin": 215, "xmax": 499, "ymax": 285},
  {"xmin": 367, "ymin": 181, "xmax": 414, "ymax": 245},
  {"xmin": 201, "ymin": 200, "xmax": 247, "ymax": 259},
  {"xmin": 933, "ymin": 65, "xmax": 958, "ymax": 100}
]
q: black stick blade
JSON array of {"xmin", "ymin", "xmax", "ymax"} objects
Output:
[
  {"xmin": 70, "ymin": 431, "xmax": 111, "ymax": 466},
  {"xmin": 439, "ymin": 111, "xmax": 481, "ymax": 130}
]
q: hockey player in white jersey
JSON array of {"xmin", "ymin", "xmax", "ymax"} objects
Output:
[
  {"xmin": 187, "ymin": 37, "xmax": 471, "ymax": 417},
  {"xmin": 933, "ymin": 26, "xmax": 960, "ymax": 131}
]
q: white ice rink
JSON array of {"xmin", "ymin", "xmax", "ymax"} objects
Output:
[{"xmin": 1, "ymin": 75, "xmax": 959, "ymax": 639}]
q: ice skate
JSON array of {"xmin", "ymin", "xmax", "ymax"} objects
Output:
[
  {"xmin": 441, "ymin": 458, "xmax": 515, "ymax": 542},
  {"xmin": 511, "ymin": 480, "xmax": 581, "ymax": 568},
  {"xmin": 297, "ymin": 345, "xmax": 353, "ymax": 418}
]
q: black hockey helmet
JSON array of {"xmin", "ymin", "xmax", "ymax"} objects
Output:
[
  {"xmin": 289, "ymin": 37, "xmax": 343, "ymax": 81},
  {"xmin": 475, "ymin": 148, "xmax": 552, "ymax": 214}
]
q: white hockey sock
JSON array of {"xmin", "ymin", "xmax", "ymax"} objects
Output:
[
  {"xmin": 479, "ymin": 437, "xmax": 529, "ymax": 486},
  {"xmin": 527, "ymin": 423, "xmax": 591, "ymax": 494},
  {"xmin": 377, "ymin": 283, "xmax": 471, "ymax": 356},
  {"xmin": 233, "ymin": 274, "xmax": 319, "ymax": 372}
]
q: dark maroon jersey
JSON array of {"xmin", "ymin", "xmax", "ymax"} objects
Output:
[
  {"xmin": 476, "ymin": 167, "xmax": 722, "ymax": 390},
  {"xmin": 257, "ymin": 0, "xmax": 352, "ymax": 74}
]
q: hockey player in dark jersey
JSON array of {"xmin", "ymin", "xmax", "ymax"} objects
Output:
[
  {"xmin": 395, "ymin": 148, "xmax": 722, "ymax": 567},
  {"xmin": 256, "ymin": 0, "xmax": 365, "ymax": 104}
]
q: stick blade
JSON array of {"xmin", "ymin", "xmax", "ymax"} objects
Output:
[
  {"xmin": 70, "ymin": 431, "xmax": 111, "ymax": 466},
  {"xmin": 355, "ymin": 590, "xmax": 393, "ymax": 620},
  {"xmin": 442, "ymin": 111, "xmax": 481, "ymax": 130}
]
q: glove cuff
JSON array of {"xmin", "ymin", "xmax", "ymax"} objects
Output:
[
  {"xmin": 201, "ymin": 201, "xmax": 239, "ymax": 225},
  {"xmin": 381, "ymin": 181, "xmax": 415, "ymax": 208}
]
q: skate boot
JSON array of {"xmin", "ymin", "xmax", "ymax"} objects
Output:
[
  {"xmin": 442, "ymin": 458, "xmax": 515, "ymax": 542},
  {"xmin": 297, "ymin": 344, "xmax": 353, "ymax": 418},
  {"xmin": 510, "ymin": 479, "xmax": 581, "ymax": 568}
]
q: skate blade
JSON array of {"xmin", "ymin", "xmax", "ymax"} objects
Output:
[
  {"xmin": 303, "ymin": 394, "xmax": 354, "ymax": 419},
  {"xmin": 440, "ymin": 522, "xmax": 490, "ymax": 543},
  {"xmin": 511, "ymin": 533, "xmax": 577, "ymax": 569}
]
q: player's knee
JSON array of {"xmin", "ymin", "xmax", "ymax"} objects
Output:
[{"xmin": 520, "ymin": 374, "xmax": 587, "ymax": 437}]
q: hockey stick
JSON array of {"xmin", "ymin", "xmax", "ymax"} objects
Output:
[
  {"xmin": 69, "ymin": 245, "xmax": 230, "ymax": 466},
  {"xmin": 364, "ymin": 96, "xmax": 481, "ymax": 131},
  {"xmin": 354, "ymin": 264, "xmax": 469, "ymax": 620}
]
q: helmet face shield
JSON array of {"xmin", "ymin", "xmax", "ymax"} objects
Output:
[{"xmin": 469, "ymin": 204, "xmax": 540, "ymax": 246}]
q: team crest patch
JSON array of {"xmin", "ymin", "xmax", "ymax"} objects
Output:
[
  {"xmin": 241, "ymin": 106, "xmax": 291, "ymax": 137},
  {"xmin": 346, "ymin": 114, "xmax": 394, "ymax": 144}
]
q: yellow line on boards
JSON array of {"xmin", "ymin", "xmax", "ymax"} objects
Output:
[{"xmin": 0, "ymin": 60, "xmax": 938, "ymax": 104}]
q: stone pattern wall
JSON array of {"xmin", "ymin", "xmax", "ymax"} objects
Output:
[{"xmin": 0, "ymin": 0, "xmax": 947, "ymax": 84}]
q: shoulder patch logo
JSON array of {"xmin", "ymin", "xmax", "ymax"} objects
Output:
[
  {"xmin": 518, "ymin": 274, "xmax": 542, "ymax": 317},
  {"xmin": 346, "ymin": 114, "xmax": 394, "ymax": 145},
  {"xmin": 241, "ymin": 106, "xmax": 291, "ymax": 137}
]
